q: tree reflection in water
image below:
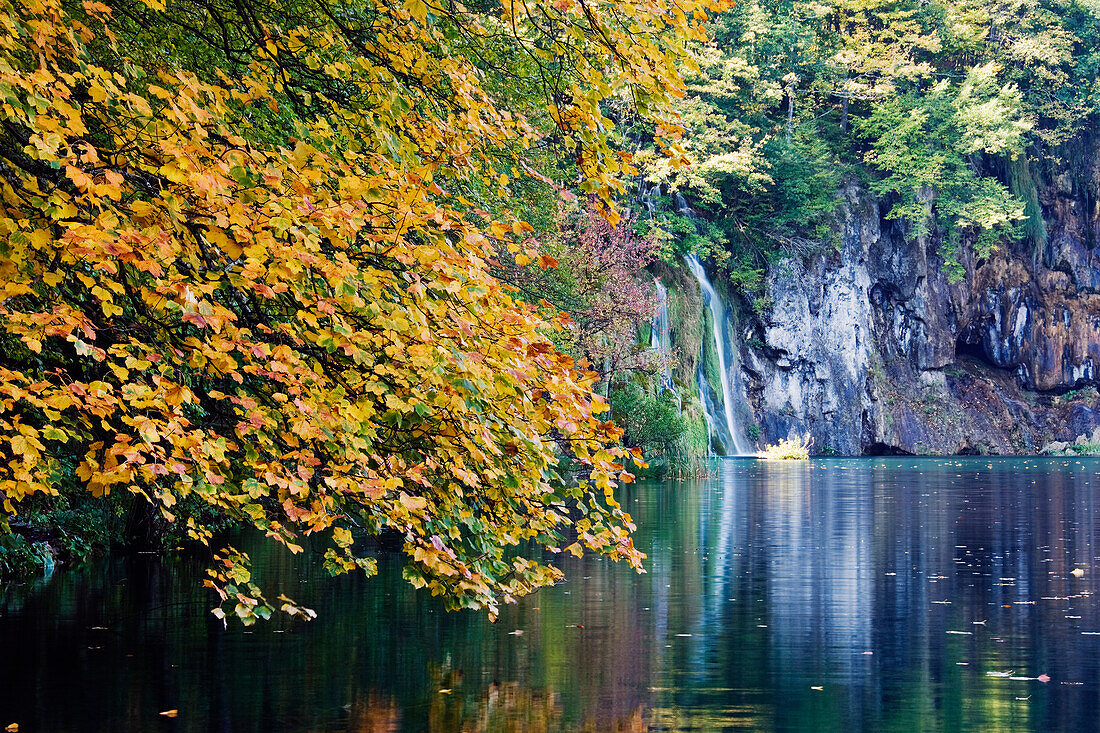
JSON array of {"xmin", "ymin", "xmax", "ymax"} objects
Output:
[{"xmin": 1, "ymin": 458, "xmax": 1099, "ymax": 731}]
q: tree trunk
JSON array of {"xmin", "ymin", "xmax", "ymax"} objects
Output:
[
  {"xmin": 786, "ymin": 87, "xmax": 795, "ymax": 143},
  {"xmin": 124, "ymin": 496, "xmax": 165, "ymax": 553}
]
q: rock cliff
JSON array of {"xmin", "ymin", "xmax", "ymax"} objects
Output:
[{"xmin": 719, "ymin": 162, "xmax": 1100, "ymax": 455}]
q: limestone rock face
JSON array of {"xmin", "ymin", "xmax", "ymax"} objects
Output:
[
  {"xmin": 739, "ymin": 172, "xmax": 1100, "ymax": 455},
  {"xmin": 744, "ymin": 193, "xmax": 874, "ymax": 455}
]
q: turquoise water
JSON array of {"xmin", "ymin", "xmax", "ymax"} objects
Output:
[{"xmin": 2, "ymin": 458, "xmax": 1100, "ymax": 731}]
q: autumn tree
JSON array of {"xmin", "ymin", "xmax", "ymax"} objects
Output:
[
  {"xmin": 502, "ymin": 206, "xmax": 661, "ymax": 393},
  {"xmin": 0, "ymin": 0, "xmax": 725, "ymax": 621}
]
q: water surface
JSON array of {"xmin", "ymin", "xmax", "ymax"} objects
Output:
[{"xmin": 3, "ymin": 458, "xmax": 1100, "ymax": 731}]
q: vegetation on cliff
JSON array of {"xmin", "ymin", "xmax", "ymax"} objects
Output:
[{"xmin": 636, "ymin": 0, "xmax": 1100, "ymax": 289}]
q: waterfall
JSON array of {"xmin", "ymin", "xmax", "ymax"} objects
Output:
[
  {"xmin": 674, "ymin": 191, "xmax": 692, "ymax": 215},
  {"xmin": 637, "ymin": 183, "xmax": 663, "ymax": 218},
  {"xmin": 697, "ymin": 369, "xmax": 734, "ymax": 453},
  {"xmin": 651, "ymin": 279, "xmax": 672, "ymax": 390},
  {"xmin": 684, "ymin": 254, "xmax": 751, "ymax": 456}
]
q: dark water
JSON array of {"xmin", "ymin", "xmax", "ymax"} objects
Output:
[{"xmin": 3, "ymin": 458, "xmax": 1100, "ymax": 732}]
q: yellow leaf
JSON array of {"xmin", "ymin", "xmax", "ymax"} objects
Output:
[
  {"xmin": 10, "ymin": 436, "xmax": 27, "ymax": 456},
  {"xmin": 333, "ymin": 526, "xmax": 352, "ymax": 547},
  {"xmin": 130, "ymin": 200, "xmax": 155, "ymax": 218},
  {"xmin": 405, "ymin": 0, "xmax": 428, "ymax": 22}
]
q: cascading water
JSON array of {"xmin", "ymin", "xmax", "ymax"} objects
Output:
[
  {"xmin": 651, "ymin": 279, "xmax": 673, "ymax": 391},
  {"xmin": 684, "ymin": 253, "xmax": 751, "ymax": 455},
  {"xmin": 697, "ymin": 369, "xmax": 734, "ymax": 452},
  {"xmin": 674, "ymin": 191, "xmax": 692, "ymax": 215},
  {"xmin": 641, "ymin": 183, "xmax": 662, "ymax": 217}
]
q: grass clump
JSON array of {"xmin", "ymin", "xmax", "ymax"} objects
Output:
[{"xmin": 759, "ymin": 435, "xmax": 811, "ymax": 460}]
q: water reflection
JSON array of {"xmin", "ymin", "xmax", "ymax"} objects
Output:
[{"xmin": 2, "ymin": 459, "xmax": 1100, "ymax": 731}]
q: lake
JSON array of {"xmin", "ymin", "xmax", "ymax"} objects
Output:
[{"xmin": 2, "ymin": 458, "xmax": 1099, "ymax": 731}]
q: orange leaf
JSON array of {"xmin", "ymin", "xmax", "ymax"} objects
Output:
[{"xmin": 283, "ymin": 498, "xmax": 311, "ymax": 522}]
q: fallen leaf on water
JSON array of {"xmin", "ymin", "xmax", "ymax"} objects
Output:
[
  {"xmin": 159, "ymin": 710, "xmax": 178, "ymax": 718},
  {"xmin": 6, "ymin": 723, "xmax": 19, "ymax": 732}
]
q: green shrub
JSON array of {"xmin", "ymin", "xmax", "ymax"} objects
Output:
[
  {"xmin": 609, "ymin": 383, "xmax": 707, "ymax": 475},
  {"xmin": 0, "ymin": 533, "xmax": 55, "ymax": 577}
]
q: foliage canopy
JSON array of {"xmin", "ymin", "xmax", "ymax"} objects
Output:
[
  {"xmin": 636, "ymin": 0, "xmax": 1100, "ymax": 285},
  {"xmin": 0, "ymin": 0, "xmax": 724, "ymax": 620}
]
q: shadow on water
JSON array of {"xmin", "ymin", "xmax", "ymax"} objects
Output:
[{"xmin": 2, "ymin": 458, "xmax": 1100, "ymax": 731}]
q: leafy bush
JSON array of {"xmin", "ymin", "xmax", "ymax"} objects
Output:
[
  {"xmin": 610, "ymin": 383, "xmax": 707, "ymax": 475},
  {"xmin": 759, "ymin": 435, "xmax": 811, "ymax": 460},
  {"xmin": 0, "ymin": 533, "xmax": 55, "ymax": 577}
]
